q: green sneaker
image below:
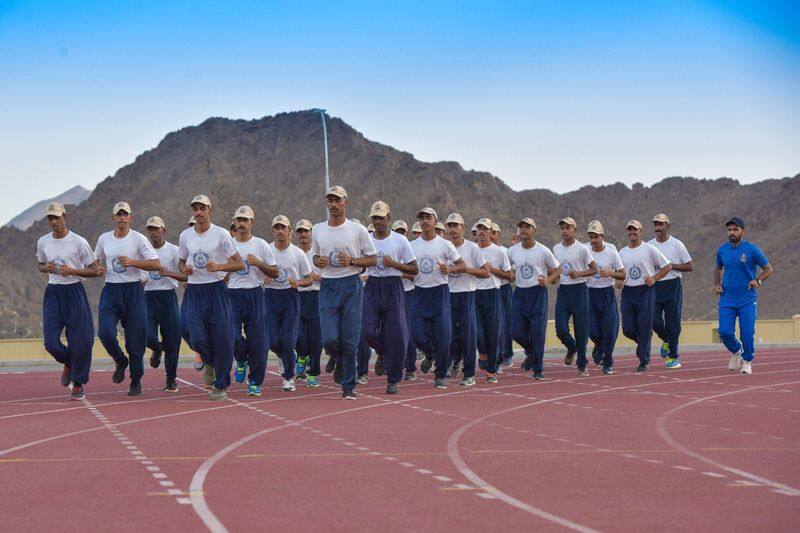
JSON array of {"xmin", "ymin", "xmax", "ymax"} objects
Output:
[
  {"xmin": 659, "ymin": 342, "xmax": 670, "ymax": 358},
  {"xmin": 234, "ymin": 361, "xmax": 248, "ymax": 383},
  {"xmin": 665, "ymin": 357, "xmax": 682, "ymax": 369},
  {"xmin": 209, "ymin": 387, "xmax": 227, "ymax": 401},
  {"xmin": 307, "ymin": 375, "xmax": 319, "ymax": 387},
  {"xmin": 247, "ymin": 383, "xmax": 262, "ymax": 396},
  {"xmin": 295, "ymin": 355, "xmax": 309, "ymax": 376}
]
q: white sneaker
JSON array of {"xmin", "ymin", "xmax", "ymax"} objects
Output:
[
  {"xmin": 282, "ymin": 378, "xmax": 295, "ymax": 392},
  {"xmin": 728, "ymin": 349, "xmax": 743, "ymax": 371},
  {"xmin": 740, "ymin": 361, "xmax": 752, "ymax": 375}
]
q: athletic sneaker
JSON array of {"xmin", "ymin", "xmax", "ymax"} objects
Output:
[
  {"xmin": 434, "ymin": 378, "xmax": 447, "ymax": 389},
  {"xmin": 564, "ymin": 349, "xmax": 576, "ymax": 366},
  {"xmin": 447, "ymin": 361, "xmax": 458, "ymax": 378},
  {"xmin": 60, "ymin": 364, "xmax": 72, "ymax": 387},
  {"xmin": 295, "ymin": 355, "xmax": 309, "ymax": 376},
  {"xmin": 333, "ymin": 362, "xmax": 343, "ymax": 384},
  {"xmin": 577, "ymin": 367, "xmax": 589, "ymax": 377},
  {"xmin": 112, "ymin": 358, "xmax": 129, "ymax": 384},
  {"xmin": 342, "ymin": 390, "xmax": 357, "ymax": 400},
  {"xmin": 496, "ymin": 366, "xmax": 503, "ymax": 375},
  {"xmin": 404, "ymin": 370, "xmax": 417, "ymax": 381},
  {"xmin": 325, "ymin": 357, "xmax": 336, "ymax": 374},
  {"xmin": 532, "ymin": 371, "xmax": 544, "ymax": 380},
  {"xmin": 591, "ymin": 345, "xmax": 602, "ymax": 366},
  {"xmin": 636, "ymin": 363, "xmax": 648, "ymax": 372},
  {"xmin": 356, "ymin": 374, "xmax": 368, "ymax": 385},
  {"xmin": 420, "ymin": 357, "xmax": 434, "ymax": 374},
  {"xmin": 740, "ymin": 361, "xmax": 752, "ymax": 375},
  {"xmin": 522, "ymin": 355, "xmax": 534, "ymax": 371},
  {"xmin": 460, "ymin": 376, "xmax": 476, "ymax": 387},
  {"xmin": 602, "ymin": 366, "xmax": 614, "ymax": 375},
  {"xmin": 296, "ymin": 371, "xmax": 308, "ymax": 381},
  {"xmin": 486, "ymin": 373, "xmax": 498, "ymax": 384},
  {"xmin": 193, "ymin": 353, "xmax": 205, "ymax": 371},
  {"xmin": 163, "ymin": 379, "xmax": 178, "ymax": 393},
  {"xmin": 659, "ymin": 342, "xmax": 670, "ymax": 358},
  {"xmin": 664, "ymin": 357, "xmax": 682, "ymax": 369},
  {"xmin": 307, "ymin": 375, "xmax": 320, "ymax": 387},
  {"xmin": 69, "ymin": 384, "xmax": 85, "ymax": 401},
  {"xmin": 386, "ymin": 383, "xmax": 399, "ymax": 395},
  {"xmin": 204, "ymin": 366, "xmax": 216, "ymax": 389},
  {"xmin": 127, "ymin": 380, "xmax": 142, "ymax": 396},
  {"xmin": 478, "ymin": 354, "xmax": 487, "ymax": 370},
  {"xmin": 375, "ymin": 355, "xmax": 386, "ymax": 376},
  {"xmin": 416, "ymin": 349, "xmax": 425, "ymax": 361},
  {"xmin": 728, "ymin": 349, "xmax": 743, "ymax": 371},
  {"xmin": 247, "ymin": 383, "xmax": 262, "ymax": 396},
  {"xmin": 149, "ymin": 347, "xmax": 162, "ymax": 369},
  {"xmin": 282, "ymin": 379, "xmax": 296, "ymax": 392},
  {"xmin": 209, "ymin": 388, "xmax": 227, "ymax": 401},
  {"xmin": 234, "ymin": 361, "xmax": 248, "ymax": 383},
  {"xmin": 501, "ymin": 357, "xmax": 513, "ymax": 368}
]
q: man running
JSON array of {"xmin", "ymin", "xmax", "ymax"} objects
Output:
[
  {"xmin": 585, "ymin": 221, "xmax": 625, "ymax": 375},
  {"xmin": 144, "ymin": 216, "xmax": 187, "ymax": 392},
  {"xmin": 553, "ymin": 217, "xmax": 597, "ymax": 375},
  {"xmin": 37, "ymin": 202, "xmax": 101, "ymax": 400},
  {"xmin": 312, "ymin": 186, "xmax": 377, "ymax": 399},
  {"xmin": 178, "ymin": 194, "xmax": 245, "ymax": 400},
  {"xmin": 95, "ymin": 202, "xmax": 161, "ymax": 396},
  {"xmin": 446, "ymin": 213, "xmax": 488, "ymax": 387},
  {"xmin": 648, "ymin": 214, "xmax": 693, "ymax": 369},
  {"xmin": 411, "ymin": 222, "xmax": 422, "ymax": 240},
  {"xmin": 361, "ymin": 201, "xmax": 418, "ymax": 394},
  {"xmin": 410, "ymin": 207, "xmax": 465, "ymax": 389},
  {"xmin": 295, "ymin": 219, "xmax": 323, "ymax": 387},
  {"xmin": 618, "ymin": 220, "xmax": 672, "ymax": 372},
  {"xmin": 715, "ymin": 217, "xmax": 772, "ymax": 374},
  {"xmin": 507, "ymin": 218, "xmax": 561, "ymax": 380},
  {"xmin": 266, "ymin": 215, "xmax": 312, "ymax": 392}
]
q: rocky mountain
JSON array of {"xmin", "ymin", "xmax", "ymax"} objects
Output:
[
  {"xmin": 0, "ymin": 110, "xmax": 797, "ymax": 338},
  {"xmin": 5, "ymin": 185, "xmax": 91, "ymax": 230}
]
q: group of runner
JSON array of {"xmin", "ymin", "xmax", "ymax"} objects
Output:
[{"xmin": 36, "ymin": 186, "xmax": 773, "ymax": 401}]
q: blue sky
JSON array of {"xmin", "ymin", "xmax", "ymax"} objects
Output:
[{"xmin": 1, "ymin": 0, "xmax": 798, "ymax": 224}]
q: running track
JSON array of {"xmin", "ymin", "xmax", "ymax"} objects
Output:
[{"xmin": 1, "ymin": 349, "xmax": 798, "ymax": 532}]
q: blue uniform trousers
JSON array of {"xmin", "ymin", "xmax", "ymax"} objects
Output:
[
  {"xmin": 146, "ymin": 289, "xmax": 181, "ymax": 381},
  {"xmin": 409, "ymin": 284, "xmax": 452, "ymax": 380},
  {"xmin": 182, "ymin": 281, "xmax": 234, "ymax": 389},
  {"xmin": 43, "ymin": 283, "xmax": 94, "ymax": 385},
  {"xmin": 265, "ymin": 287, "xmax": 300, "ymax": 381},
  {"xmin": 653, "ymin": 278, "xmax": 683, "ymax": 358},
  {"xmin": 449, "ymin": 291, "xmax": 477, "ymax": 378},
  {"xmin": 588, "ymin": 286, "xmax": 619, "ymax": 368},
  {"xmin": 511, "ymin": 286, "xmax": 548, "ymax": 373},
  {"xmin": 476, "ymin": 288, "xmax": 501, "ymax": 374},
  {"xmin": 319, "ymin": 274, "xmax": 363, "ymax": 392},
  {"xmin": 230, "ymin": 287, "xmax": 268, "ymax": 386},
  {"xmin": 621, "ymin": 285, "xmax": 655, "ymax": 364},
  {"xmin": 98, "ymin": 281, "xmax": 148, "ymax": 382},
  {"xmin": 362, "ymin": 276, "xmax": 409, "ymax": 384},
  {"xmin": 555, "ymin": 283, "xmax": 590, "ymax": 368},
  {"xmin": 297, "ymin": 291, "xmax": 323, "ymax": 376}
]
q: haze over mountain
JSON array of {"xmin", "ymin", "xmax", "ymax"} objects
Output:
[
  {"xmin": 0, "ymin": 110, "xmax": 796, "ymax": 338},
  {"xmin": 5, "ymin": 185, "xmax": 91, "ymax": 230}
]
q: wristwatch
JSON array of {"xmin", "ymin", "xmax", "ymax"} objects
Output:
[{"xmin": 756, "ymin": 279, "xmax": 762, "ymax": 286}]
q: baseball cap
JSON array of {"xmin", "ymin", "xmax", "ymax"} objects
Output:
[
  {"xmin": 435, "ymin": 221, "xmax": 446, "ymax": 231},
  {"xmin": 233, "ymin": 205, "xmax": 255, "ymax": 220},
  {"xmin": 412, "ymin": 221, "xmax": 422, "ymax": 233},
  {"xmin": 45, "ymin": 202, "xmax": 66, "ymax": 217},
  {"xmin": 476, "ymin": 217, "xmax": 493, "ymax": 229},
  {"xmin": 626, "ymin": 219, "xmax": 643, "ymax": 231},
  {"xmin": 113, "ymin": 201, "xmax": 132, "ymax": 215},
  {"xmin": 417, "ymin": 207, "xmax": 438, "ymax": 219},
  {"xmin": 368, "ymin": 200, "xmax": 390, "ymax": 218},
  {"xmin": 295, "ymin": 219, "xmax": 312, "ymax": 231},
  {"xmin": 558, "ymin": 216, "xmax": 577, "ymax": 228},
  {"xmin": 652, "ymin": 213, "xmax": 670, "ymax": 224},
  {"xmin": 445, "ymin": 213, "xmax": 464, "ymax": 225},
  {"xmin": 272, "ymin": 215, "xmax": 291, "ymax": 227},
  {"xmin": 587, "ymin": 220, "xmax": 604, "ymax": 235},
  {"xmin": 491, "ymin": 222, "xmax": 501, "ymax": 232},
  {"xmin": 725, "ymin": 217, "xmax": 745, "ymax": 229},
  {"xmin": 146, "ymin": 216, "xmax": 165, "ymax": 229},
  {"xmin": 326, "ymin": 185, "xmax": 348, "ymax": 198},
  {"xmin": 391, "ymin": 220, "xmax": 408, "ymax": 231},
  {"xmin": 190, "ymin": 194, "xmax": 211, "ymax": 207},
  {"xmin": 517, "ymin": 217, "xmax": 536, "ymax": 228}
]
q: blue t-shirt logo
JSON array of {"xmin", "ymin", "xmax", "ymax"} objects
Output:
[
  {"xmin": 328, "ymin": 248, "xmax": 343, "ymax": 267},
  {"xmin": 236, "ymin": 260, "xmax": 250, "ymax": 276},
  {"xmin": 376, "ymin": 252, "xmax": 387, "ymax": 271},
  {"xmin": 112, "ymin": 257, "xmax": 127, "ymax": 273},
  {"xmin": 740, "ymin": 254, "xmax": 747, "ymax": 263},
  {"xmin": 629, "ymin": 266, "xmax": 642, "ymax": 280},
  {"xmin": 275, "ymin": 268, "xmax": 288, "ymax": 283},
  {"xmin": 520, "ymin": 264, "xmax": 534, "ymax": 280},
  {"xmin": 149, "ymin": 270, "xmax": 161, "ymax": 280},
  {"xmin": 193, "ymin": 252, "xmax": 209, "ymax": 269},
  {"xmin": 419, "ymin": 257, "xmax": 435, "ymax": 274}
]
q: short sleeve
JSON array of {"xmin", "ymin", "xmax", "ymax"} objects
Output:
[
  {"xmin": 653, "ymin": 246, "xmax": 670, "ymax": 268},
  {"xmin": 297, "ymin": 248, "xmax": 312, "ymax": 277},
  {"xmin": 472, "ymin": 246, "xmax": 487, "ymax": 268},
  {"xmin": 79, "ymin": 238, "xmax": 97, "ymax": 266},
  {"xmin": 222, "ymin": 231, "xmax": 239, "ymax": 258},
  {"xmin": 446, "ymin": 241, "xmax": 461, "ymax": 263},
  {"xmin": 138, "ymin": 233, "xmax": 159, "ymax": 261},
  {"xmin": 678, "ymin": 241, "xmax": 692, "ymax": 263},
  {"xmin": 545, "ymin": 248, "xmax": 560, "ymax": 269},
  {"xmin": 311, "ymin": 231, "xmax": 320, "ymax": 257},
  {"xmin": 500, "ymin": 249, "xmax": 511, "ymax": 270},
  {"xmin": 753, "ymin": 245, "xmax": 769, "ymax": 268},
  {"xmin": 261, "ymin": 240, "xmax": 277, "ymax": 266},
  {"xmin": 178, "ymin": 233, "xmax": 189, "ymax": 261},
  {"xmin": 582, "ymin": 245, "xmax": 594, "ymax": 265},
  {"xmin": 612, "ymin": 250, "xmax": 624, "ymax": 270},
  {"xmin": 94, "ymin": 235, "xmax": 105, "ymax": 262},
  {"xmin": 359, "ymin": 226, "xmax": 377, "ymax": 256},
  {"xmin": 36, "ymin": 239, "xmax": 46, "ymax": 263},
  {"xmin": 715, "ymin": 247, "xmax": 723, "ymax": 269},
  {"xmin": 400, "ymin": 237, "xmax": 415, "ymax": 264}
]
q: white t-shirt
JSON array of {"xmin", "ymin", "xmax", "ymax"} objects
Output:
[
  {"xmin": 178, "ymin": 223, "xmax": 240, "ymax": 285},
  {"xmin": 507, "ymin": 242, "xmax": 560, "ymax": 289},
  {"xmin": 647, "ymin": 236, "xmax": 692, "ymax": 281},
  {"xmin": 448, "ymin": 240, "xmax": 485, "ymax": 293},
  {"xmin": 267, "ymin": 242, "xmax": 312, "ymax": 290},
  {"xmin": 585, "ymin": 244, "xmax": 624, "ymax": 289},
  {"xmin": 311, "ymin": 219, "xmax": 377, "ymax": 279},
  {"xmin": 499, "ymin": 245, "xmax": 511, "ymax": 286},
  {"xmin": 145, "ymin": 241, "xmax": 180, "ymax": 291},
  {"xmin": 411, "ymin": 235, "xmax": 461, "ymax": 288},
  {"xmin": 477, "ymin": 243, "xmax": 512, "ymax": 290},
  {"xmin": 367, "ymin": 231, "xmax": 416, "ymax": 278},
  {"xmin": 619, "ymin": 242, "xmax": 670, "ymax": 287},
  {"xmin": 553, "ymin": 240, "xmax": 595, "ymax": 286},
  {"xmin": 36, "ymin": 231, "xmax": 97, "ymax": 285},
  {"xmin": 95, "ymin": 230, "xmax": 159, "ymax": 284},
  {"xmin": 298, "ymin": 247, "xmax": 321, "ymax": 292},
  {"xmin": 228, "ymin": 236, "xmax": 276, "ymax": 290}
]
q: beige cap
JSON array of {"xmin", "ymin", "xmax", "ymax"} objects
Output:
[
  {"xmin": 146, "ymin": 216, "xmax": 165, "ymax": 229},
  {"xmin": 295, "ymin": 219, "xmax": 312, "ymax": 231},
  {"xmin": 190, "ymin": 194, "xmax": 211, "ymax": 207},
  {"xmin": 368, "ymin": 200, "xmax": 390, "ymax": 218},
  {"xmin": 476, "ymin": 217, "xmax": 493, "ymax": 229},
  {"xmin": 558, "ymin": 216, "xmax": 577, "ymax": 228},
  {"xmin": 367, "ymin": 223, "xmax": 375, "ymax": 232},
  {"xmin": 445, "ymin": 213, "xmax": 464, "ymax": 225},
  {"xmin": 272, "ymin": 215, "xmax": 291, "ymax": 227},
  {"xmin": 587, "ymin": 220, "xmax": 604, "ymax": 235},
  {"xmin": 113, "ymin": 201, "xmax": 132, "ymax": 215},
  {"xmin": 517, "ymin": 217, "xmax": 536, "ymax": 228},
  {"xmin": 326, "ymin": 185, "xmax": 348, "ymax": 198},
  {"xmin": 626, "ymin": 219, "xmax": 643, "ymax": 231},
  {"xmin": 652, "ymin": 213, "xmax": 670, "ymax": 224},
  {"xmin": 417, "ymin": 207, "xmax": 438, "ymax": 219},
  {"xmin": 491, "ymin": 222, "xmax": 501, "ymax": 232},
  {"xmin": 391, "ymin": 220, "xmax": 408, "ymax": 231},
  {"xmin": 435, "ymin": 221, "xmax": 446, "ymax": 231},
  {"xmin": 233, "ymin": 205, "xmax": 255, "ymax": 220},
  {"xmin": 412, "ymin": 221, "xmax": 422, "ymax": 233},
  {"xmin": 188, "ymin": 215, "xmax": 197, "ymax": 226},
  {"xmin": 45, "ymin": 202, "xmax": 66, "ymax": 217}
]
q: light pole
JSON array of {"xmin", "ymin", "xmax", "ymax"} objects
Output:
[{"xmin": 311, "ymin": 108, "xmax": 330, "ymax": 220}]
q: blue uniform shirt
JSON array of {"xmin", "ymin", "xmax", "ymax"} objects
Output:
[{"xmin": 715, "ymin": 240, "xmax": 769, "ymax": 305}]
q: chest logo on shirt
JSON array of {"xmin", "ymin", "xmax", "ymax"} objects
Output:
[
  {"xmin": 193, "ymin": 252, "xmax": 209, "ymax": 269},
  {"xmin": 111, "ymin": 257, "xmax": 127, "ymax": 273},
  {"xmin": 376, "ymin": 251, "xmax": 387, "ymax": 271},
  {"xmin": 561, "ymin": 262, "xmax": 574, "ymax": 277},
  {"xmin": 275, "ymin": 267, "xmax": 288, "ymax": 283},
  {"xmin": 327, "ymin": 248, "xmax": 343, "ymax": 268},
  {"xmin": 629, "ymin": 266, "xmax": 642, "ymax": 280},
  {"xmin": 149, "ymin": 270, "xmax": 162, "ymax": 280},
  {"xmin": 419, "ymin": 256, "xmax": 435, "ymax": 275},
  {"xmin": 520, "ymin": 264, "xmax": 535, "ymax": 280},
  {"xmin": 236, "ymin": 260, "xmax": 250, "ymax": 276},
  {"xmin": 740, "ymin": 254, "xmax": 747, "ymax": 263},
  {"xmin": 53, "ymin": 257, "xmax": 65, "ymax": 274}
]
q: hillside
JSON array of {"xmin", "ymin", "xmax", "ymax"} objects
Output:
[{"xmin": 5, "ymin": 185, "xmax": 91, "ymax": 230}]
